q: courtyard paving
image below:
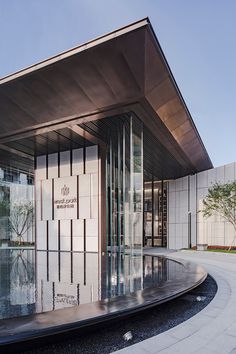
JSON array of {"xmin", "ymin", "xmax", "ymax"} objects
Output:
[{"xmin": 114, "ymin": 249, "xmax": 236, "ymax": 354}]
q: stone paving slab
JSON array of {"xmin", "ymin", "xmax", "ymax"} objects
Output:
[{"xmin": 113, "ymin": 250, "xmax": 236, "ymax": 354}]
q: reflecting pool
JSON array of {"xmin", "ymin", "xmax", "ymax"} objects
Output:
[{"xmin": 0, "ymin": 249, "xmax": 184, "ymax": 320}]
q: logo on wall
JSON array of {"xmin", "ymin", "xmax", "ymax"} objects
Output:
[
  {"xmin": 61, "ymin": 184, "xmax": 70, "ymax": 196},
  {"xmin": 52, "ymin": 176, "xmax": 78, "ymax": 220},
  {"xmin": 54, "ymin": 177, "xmax": 77, "ymax": 218}
]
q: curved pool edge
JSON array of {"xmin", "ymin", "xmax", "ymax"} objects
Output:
[{"xmin": 0, "ymin": 256, "xmax": 207, "ymax": 349}]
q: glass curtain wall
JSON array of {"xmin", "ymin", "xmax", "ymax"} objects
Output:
[
  {"xmin": 0, "ymin": 166, "xmax": 34, "ymax": 246},
  {"xmin": 106, "ymin": 115, "xmax": 143, "ymax": 253}
]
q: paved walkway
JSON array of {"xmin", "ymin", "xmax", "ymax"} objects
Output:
[{"xmin": 114, "ymin": 250, "xmax": 236, "ymax": 354}]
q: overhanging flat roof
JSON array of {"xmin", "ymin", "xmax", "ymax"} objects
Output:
[{"xmin": 0, "ymin": 18, "xmax": 212, "ymax": 176}]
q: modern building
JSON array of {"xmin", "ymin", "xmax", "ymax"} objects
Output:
[{"xmin": 0, "ymin": 17, "xmax": 232, "ymax": 254}]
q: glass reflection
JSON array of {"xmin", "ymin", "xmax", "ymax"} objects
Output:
[
  {"xmin": 0, "ymin": 250, "xmax": 184, "ymax": 320},
  {"xmin": 144, "ymin": 181, "xmax": 168, "ymax": 247},
  {"xmin": 0, "ymin": 250, "xmax": 35, "ymax": 319},
  {"xmin": 0, "ymin": 167, "xmax": 34, "ymax": 247},
  {"xmin": 106, "ymin": 114, "xmax": 143, "ymax": 253}
]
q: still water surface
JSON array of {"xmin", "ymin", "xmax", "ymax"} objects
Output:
[{"xmin": 0, "ymin": 249, "xmax": 184, "ymax": 320}]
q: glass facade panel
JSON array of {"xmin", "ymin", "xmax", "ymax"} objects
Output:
[
  {"xmin": 131, "ymin": 118, "xmax": 143, "ymax": 249},
  {"xmin": 0, "ymin": 166, "xmax": 34, "ymax": 246},
  {"xmin": 106, "ymin": 114, "xmax": 143, "ymax": 253}
]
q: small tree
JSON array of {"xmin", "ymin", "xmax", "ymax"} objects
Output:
[
  {"xmin": 201, "ymin": 182, "xmax": 236, "ymax": 250},
  {"xmin": 9, "ymin": 201, "xmax": 34, "ymax": 245}
]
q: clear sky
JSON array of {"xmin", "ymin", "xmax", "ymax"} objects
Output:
[{"xmin": 1, "ymin": 0, "xmax": 236, "ymax": 167}]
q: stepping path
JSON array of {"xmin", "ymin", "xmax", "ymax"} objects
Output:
[{"xmin": 113, "ymin": 250, "xmax": 236, "ymax": 354}]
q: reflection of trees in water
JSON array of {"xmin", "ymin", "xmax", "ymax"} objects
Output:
[
  {"xmin": 10, "ymin": 250, "xmax": 34, "ymax": 285},
  {"xmin": 10, "ymin": 250, "xmax": 35, "ymax": 305}
]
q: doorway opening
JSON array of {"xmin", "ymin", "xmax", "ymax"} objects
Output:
[{"xmin": 143, "ymin": 180, "xmax": 167, "ymax": 247}]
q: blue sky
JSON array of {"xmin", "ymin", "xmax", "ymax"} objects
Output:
[{"xmin": 1, "ymin": 0, "xmax": 236, "ymax": 167}]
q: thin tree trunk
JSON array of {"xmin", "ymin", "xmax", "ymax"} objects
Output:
[{"xmin": 228, "ymin": 227, "xmax": 236, "ymax": 251}]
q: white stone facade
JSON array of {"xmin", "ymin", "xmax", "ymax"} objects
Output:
[
  {"xmin": 168, "ymin": 162, "xmax": 236, "ymax": 249},
  {"xmin": 35, "ymin": 146, "xmax": 99, "ymax": 253}
]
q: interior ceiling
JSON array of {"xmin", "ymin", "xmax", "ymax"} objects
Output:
[{"xmin": 0, "ymin": 18, "xmax": 212, "ymax": 177}]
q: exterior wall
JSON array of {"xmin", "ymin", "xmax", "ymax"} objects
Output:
[
  {"xmin": 168, "ymin": 162, "xmax": 236, "ymax": 249},
  {"xmin": 168, "ymin": 176, "xmax": 189, "ymax": 249},
  {"xmin": 35, "ymin": 146, "xmax": 99, "ymax": 253}
]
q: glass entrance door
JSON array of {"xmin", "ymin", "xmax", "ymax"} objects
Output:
[{"xmin": 143, "ymin": 180, "xmax": 167, "ymax": 247}]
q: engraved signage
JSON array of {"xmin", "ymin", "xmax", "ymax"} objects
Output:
[
  {"xmin": 55, "ymin": 293, "xmax": 78, "ymax": 306},
  {"xmin": 54, "ymin": 176, "xmax": 77, "ymax": 220}
]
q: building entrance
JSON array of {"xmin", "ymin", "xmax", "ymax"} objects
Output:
[{"xmin": 143, "ymin": 180, "xmax": 167, "ymax": 247}]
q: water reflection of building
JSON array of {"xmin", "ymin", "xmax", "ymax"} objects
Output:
[
  {"xmin": 101, "ymin": 254, "xmax": 178, "ymax": 300},
  {"xmin": 36, "ymin": 251, "xmax": 99, "ymax": 312},
  {"xmin": 0, "ymin": 247, "xmax": 186, "ymax": 320},
  {"xmin": 0, "ymin": 249, "xmax": 100, "ymax": 318},
  {"xmin": 10, "ymin": 250, "xmax": 35, "ymax": 306},
  {"xmin": 36, "ymin": 252, "xmax": 180, "ymax": 312},
  {"xmin": 0, "ymin": 250, "xmax": 35, "ymax": 319}
]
